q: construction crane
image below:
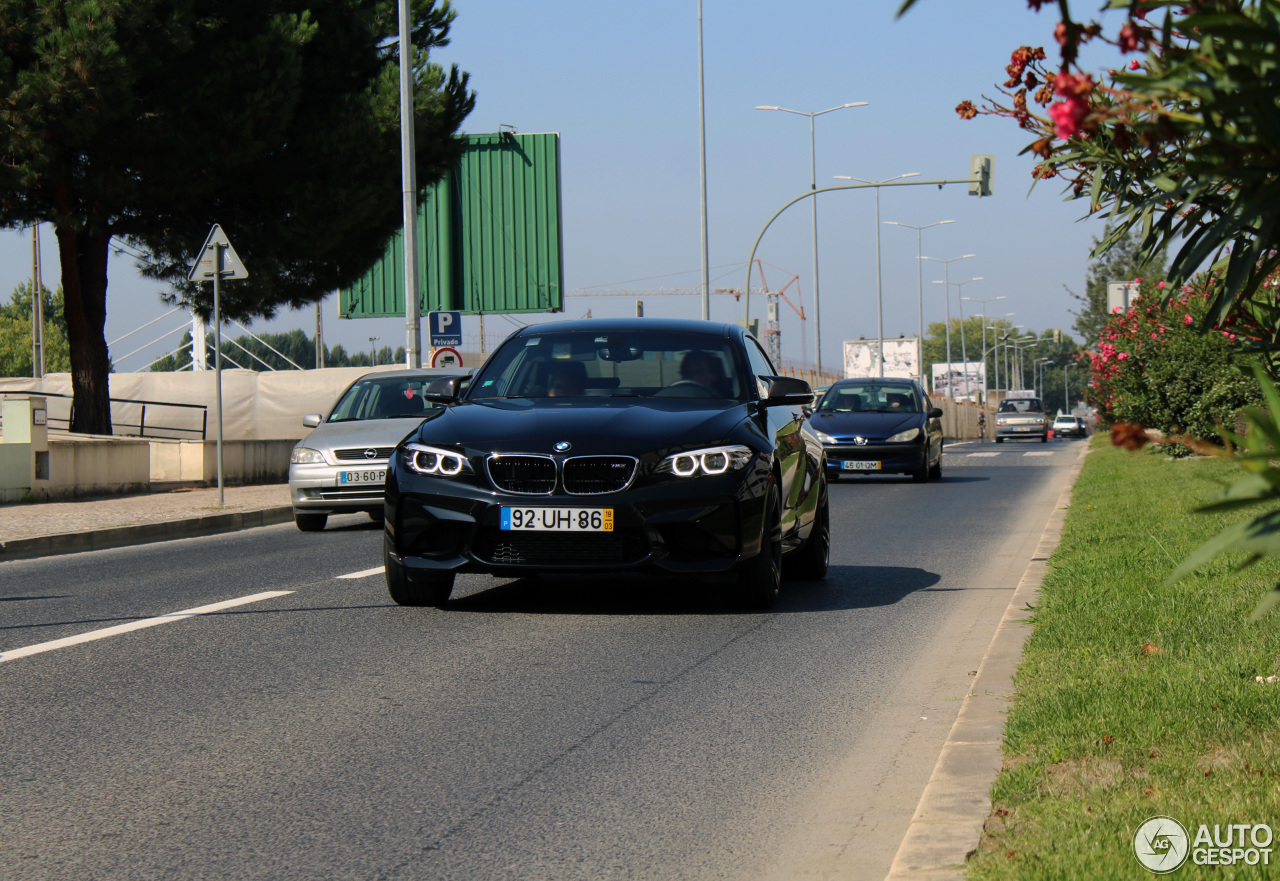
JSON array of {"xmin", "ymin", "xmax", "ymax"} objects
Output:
[{"xmin": 570, "ymin": 261, "xmax": 808, "ymax": 365}]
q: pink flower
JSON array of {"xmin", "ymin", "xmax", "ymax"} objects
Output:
[
  {"xmin": 1184, "ymin": 314, "xmax": 1193, "ymax": 325},
  {"xmin": 1049, "ymin": 99, "xmax": 1088, "ymax": 139},
  {"xmin": 1112, "ymin": 306, "xmax": 1123, "ymax": 314},
  {"xmin": 1157, "ymin": 281, "xmax": 1166, "ymax": 289},
  {"xmin": 1129, "ymin": 59, "xmax": 1141, "ymax": 70},
  {"xmin": 1118, "ymin": 352, "xmax": 1129, "ymax": 360}
]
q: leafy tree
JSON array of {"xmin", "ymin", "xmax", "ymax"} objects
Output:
[
  {"xmin": 1070, "ymin": 227, "xmax": 1167, "ymax": 348},
  {"xmin": 0, "ymin": 282, "xmax": 72, "ymax": 377},
  {"xmin": 0, "ymin": 0, "xmax": 474, "ymax": 433}
]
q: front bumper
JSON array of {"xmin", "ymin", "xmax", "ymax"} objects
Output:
[
  {"xmin": 822, "ymin": 442, "xmax": 925, "ymax": 475},
  {"xmin": 290, "ymin": 461, "xmax": 389, "ymax": 514},
  {"xmin": 995, "ymin": 421, "xmax": 1047, "ymax": 439},
  {"xmin": 387, "ymin": 461, "xmax": 771, "ymax": 577}
]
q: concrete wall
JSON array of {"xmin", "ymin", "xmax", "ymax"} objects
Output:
[
  {"xmin": 45, "ymin": 438, "xmax": 151, "ymax": 500},
  {"xmin": 149, "ymin": 439, "xmax": 294, "ymax": 484}
]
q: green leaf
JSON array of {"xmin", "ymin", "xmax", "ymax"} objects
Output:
[{"xmin": 1249, "ymin": 585, "xmax": 1280, "ymax": 622}]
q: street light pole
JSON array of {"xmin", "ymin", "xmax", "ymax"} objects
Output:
[
  {"xmin": 951, "ymin": 277, "xmax": 982, "ymax": 398},
  {"xmin": 697, "ymin": 0, "xmax": 710, "ymax": 319},
  {"xmin": 833, "ymin": 173, "xmax": 920, "ymax": 377},
  {"xmin": 884, "ymin": 220, "xmax": 954, "ymax": 383},
  {"xmin": 921, "ymin": 254, "xmax": 975, "ymax": 398},
  {"xmin": 1065, "ymin": 363, "xmax": 1074, "ymax": 412},
  {"xmin": 756, "ymin": 102, "xmax": 868, "ymax": 376},
  {"xmin": 962, "ymin": 296, "xmax": 1006, "ymax": 403}
]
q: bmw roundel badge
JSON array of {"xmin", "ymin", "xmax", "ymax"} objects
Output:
[{"xmin": 553, "ymin": 441, "xmax": 572, "ymax": 453}]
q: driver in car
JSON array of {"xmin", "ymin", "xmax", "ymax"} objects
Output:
[{"xmin": 677, "ymin": 350, "xmax": 730, "ymax": 397}]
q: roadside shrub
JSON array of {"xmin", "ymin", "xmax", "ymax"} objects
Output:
[{"xmin": 1086, "ymin": 277, "xmax": 1262, "ymax": 447}]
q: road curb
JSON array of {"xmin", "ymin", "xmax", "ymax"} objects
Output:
[
  {"xmin": 883, "ymin": 440, "xmax": 1093, "ymax": 881},
  {"xmin": 0, "ymin": 506, "xmax": 295, "ymax": 563}
]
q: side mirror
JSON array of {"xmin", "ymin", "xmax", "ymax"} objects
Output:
[
  {"xmin": 423, "ymin": 375, "xmax": 467, "ymax": 404},
  {"xmin": 759, "ymin": 375, "xmax": 814, "ymax": 408},
  {"xmin": 303, "ymin": 414, "xmax": 322, "ymax": 428},
  {"xmin": 928, "ymin": 407, "xmax": 943, "ymax": 419}
]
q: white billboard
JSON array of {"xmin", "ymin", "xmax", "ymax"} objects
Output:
[
  {"xmin": 843, "ymin": 338, "xmax": 921, "ymax": 380},
  {"xmin": 931, "ymin": 362, "xmax": 987, "ymax": 400}
]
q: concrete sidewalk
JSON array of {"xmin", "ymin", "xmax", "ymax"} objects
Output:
[{"xmin": 0, "ymin": 483, "xmax": 293, "ymax": 563}]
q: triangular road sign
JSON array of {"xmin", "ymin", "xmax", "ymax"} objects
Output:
[{"xmin": 188, "ymin": 224, "xmax": 249, "ymax": 281}]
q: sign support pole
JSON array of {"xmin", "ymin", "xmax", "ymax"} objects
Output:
[
  {"xmin": 398, "ymin": 0, "xmax": 422, "ymax": 369},
  {"xmin": 212, "ymin": 243, "xmax": 225, "ymax": 507}
]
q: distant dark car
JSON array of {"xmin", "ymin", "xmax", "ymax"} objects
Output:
[
  {"xmin": 1052, "ymin": 414, "xmax": 1088, "ymax": 438},
  {"xmin": 383, "ymin": 318, "xmax": 830, "ymax": 610},
  {"xmin": 995, "ymin": 397, "xmax": 1048, "ymax": 442},
  {"xmin": 806, "ymin": 378, "xmax": 944, "ymax": 481}
]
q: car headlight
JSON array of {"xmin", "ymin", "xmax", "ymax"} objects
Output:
[
  {"xmin": 996, "ymin": 416, "xmax": 1010, "ymax": 425},
  {"xmin": 811, "ymin": 428, "xmax": 837, "ymax": 444},
  {"xmin": 404, "ymin": 443, "xmax": 471, "ymax": 477},
  {"xmin": 656, "ymin": 444, "xmax": 754, "ymax": 478},
  {"xmin": 886, "ymin": 427, "xmax": 921, "ymax": 443},
  {"xmin": 290, "ymin": 447, "xmax": 325, "ymax": 465}
]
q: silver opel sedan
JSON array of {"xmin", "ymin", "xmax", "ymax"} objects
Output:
[{"xmin": 289, "ymin": 368, "xmax": 471, "ymax": 531}]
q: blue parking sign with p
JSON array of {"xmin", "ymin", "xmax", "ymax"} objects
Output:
[{"xmin": 428, "ymin": 311, "xmax": 462, "ymax": 347}]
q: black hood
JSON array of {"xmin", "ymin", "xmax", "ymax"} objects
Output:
[{"xmin": 415, "ymin": 399, "xmax": 755, "ymax": 457}]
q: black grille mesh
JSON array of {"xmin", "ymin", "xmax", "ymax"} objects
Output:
[
  {"xmin": 487, "ymin": 456, "xmax": 556, "ymax": 494},
  {"xmin": 563, "ymin": 457, "xmax": 636, "ymax": 494},
  {"xmin": 473, "ymin": 529, "xmax": 648, "ymax": 566}
]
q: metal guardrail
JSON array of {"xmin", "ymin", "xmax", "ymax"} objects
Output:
[{"xmin": 0, "ymin": 392, "xmax": 208, "ymax": 440}]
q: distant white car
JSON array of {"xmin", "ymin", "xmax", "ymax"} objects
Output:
[{"xmin": 1052, "ymin": 414, "xmax": 1088, "ymax": 439}]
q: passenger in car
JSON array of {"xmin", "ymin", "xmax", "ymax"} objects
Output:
[{"xmin": 547, "ymin": 361, "xmax": 588, "ymax": 397}]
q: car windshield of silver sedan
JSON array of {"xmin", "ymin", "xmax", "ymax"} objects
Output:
[
  {"xmin": 817, "ymin": 384, "xmax": 920, "ymax": 413},
  {"xmin": 327, "ymin": 377, "xmax": 441, "ymax": 422},
  {"xmin": 998, "ymin": 398, "xmax": 1045, "ymax": 414},
  {"xmin": 466, "ymin": 331, "xmax": 748, "ymax": 402}
]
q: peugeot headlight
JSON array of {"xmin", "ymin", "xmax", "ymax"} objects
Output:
[
  {"xmin": 811, "ymin": 428, "xmax": 837, "ymax": 444},
  {"xmin": 656, "ymin": 444, "xmax": 754, "ymax": 478},
  {"xmin": 886, "ymin": 427, "xmax": 921, "ymax": 443},
  {"xmin": 404, "ymin": 443, "xmax": 470, "ymax": 477},
  {"xmin": 290, "ymin": 447, "xmax": 325, "ymax": 465}
]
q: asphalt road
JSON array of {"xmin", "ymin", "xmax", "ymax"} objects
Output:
[{"xmin": 0, "ymin": 438, "xmax": 1085, "ymax": 881}]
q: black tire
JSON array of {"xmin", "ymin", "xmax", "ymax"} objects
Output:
[
  {"xmin": 1041, "ymin": 433, "xmax": 1049, "ymax": 443},
  {"xmin": 294, "ymin": 511, "xmax": 327, "ymax": 532},
  {"xmin": 929, "ymin": 448, "xmax": 942, "ymax": 480},
  {"xmin": 385, "ymin": 535, "xmax": 454, "ymax": 607},
  {"xmin": 911, "ymin": 447, "xmax": 929, "ymax": 482},
  {"xmin": 995, "ymin": 436, "xmax": 1004, "ymax": 444},
  {"xmin": 367, "ymin": 509, "xmax": 382, "ymax": 522},
  {"xmin": 739, "ymin": 483, "xmax": 782, "ymax": 609},
  {"xmin": 789, "ymin": 478, "xmax": 829, "ymax": 581}
]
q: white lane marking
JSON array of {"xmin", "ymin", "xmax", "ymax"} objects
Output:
[
  {"xmin": 337, "ymin": 567, "xmax": 383, "ymax": 580},
  {"xmin": 967, "ymin": 452, "xmax": 1001, "ymax": 457},
  {"xmin": 1024, "ymin": 452, "xmax": 1055, "ymax": 457},
  {"xmin": 0, "ymin": 591, "xmax": 294, "ymax": 664}
]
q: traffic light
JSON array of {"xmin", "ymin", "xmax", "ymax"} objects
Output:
[{"xmin": 969, "ymin": 154, "xmax": 993, "ymax": 197}]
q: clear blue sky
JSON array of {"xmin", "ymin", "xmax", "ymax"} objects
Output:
[{"xmin": 0, "ymin": 0, "xmax": 1128, "ymax": 374}]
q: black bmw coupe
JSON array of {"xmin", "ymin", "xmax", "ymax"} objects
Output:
[{"xmin": 383, "ymin": 318, "xmax": 829, "ymax": 609}]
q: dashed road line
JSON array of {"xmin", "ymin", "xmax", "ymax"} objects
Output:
[
  {"xmin": 1024, "ymin": 452, "xmax": 1055, "ymax": 457},
  {"xmin": 0, "ymin": 591, "xmax": 294, "ymax": 664},
  {"xmin": 337, "ymin": 567, "xmax": 384, "ymax": 580}
]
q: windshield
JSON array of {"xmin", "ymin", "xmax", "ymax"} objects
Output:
[
  {"xmin": 327, "ymin": 377, "xmax": 442, "ymax": 422},
  {"xmin": 818, "ymin": 383, "xmax": 920, "ymax": 413},
  {"xmin": 998, "ymin": 398, "xmax": 1045, "ymax": 414},
  {"xmin": 467, "ymin": 330, "xmax": 749, "ymax": 402}
]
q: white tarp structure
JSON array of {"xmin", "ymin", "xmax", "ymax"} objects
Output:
[
  {"xmin": 0, "ymin": 367, "xmax": 459, "ymax": 441},
  {"xmin": 842, "ymin": 338, "xmax": 921, "ymax": 380},
  {"xmin": 931, "ymin": 362, "xmax": 986, "ymax": 400}
]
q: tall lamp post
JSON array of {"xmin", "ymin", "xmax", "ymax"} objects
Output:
[
  {"xmin": 919, "ymin": 254, "xmax": 975, "ymax": 398},
  {"xmin": 833, "ymin": 173, "xmax": 920, "ymax": 376},
  {"xmin": 1064, "ymin": 363, "xmax": 1074, "ymax": 413},
  {"xmin": 756, "ymin": 101, "xmax": 868, "ymax": 376},
  {"xmin": 952, "ymin": 277, "xmax": 983, "ymax": 398},
  {"xmin": 1037, "ymin": 358, "xmax": 1053, "ymax": 397},
  {"xmin": 884, "ymin": 219, "xmax": 954, "ymax": 382},
  {"xmin": 963, "ymin": 295, "xmax": 1006, "ymax": 403}
]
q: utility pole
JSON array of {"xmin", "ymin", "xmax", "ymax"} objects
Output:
[{"xmin": 31, "ymin": 223, "xmax": 44, "ymax": 379}]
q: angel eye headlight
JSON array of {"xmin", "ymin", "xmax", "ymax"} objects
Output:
[
  {"xmin": 658, "ymin": 445, "xmax": 754, "ymax": 478},
  {"xmin": 886, "ymin": 427, "xmax": 921, "ymax": 443},
  {"xmin": 404, "ymin": 443, "xmax": 469, "ymax": 477}
]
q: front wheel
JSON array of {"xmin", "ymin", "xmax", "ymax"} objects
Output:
[
  {"xmin": 995, "ymin": 436, "xmax": 1004, "ymax": 444},
  {"xmin": 385, "ymin": 535, "xmax": 454, "ymax": 607},
  {"xmin": 739, "ymin": 483, "xmax": 782, "ymax": 609},
  {"xmin": 911, "ymin": 447, "xmax": 929, "ymax": 482},
  {"xmin": 928, "ymin": 449, "xmax": 942, "ymax": 480},
  {"xmin": 789, "ymin": 478, "xmax": 829, "ymax": 581},
  {"xmin": 294, "ymin": 511, "xmax": 327, "ymax": 532}
]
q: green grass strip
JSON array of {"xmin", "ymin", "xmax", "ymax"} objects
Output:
[{"xmin": 967, "ymin": 439, "xmax": 1280, "ymax": 880}]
